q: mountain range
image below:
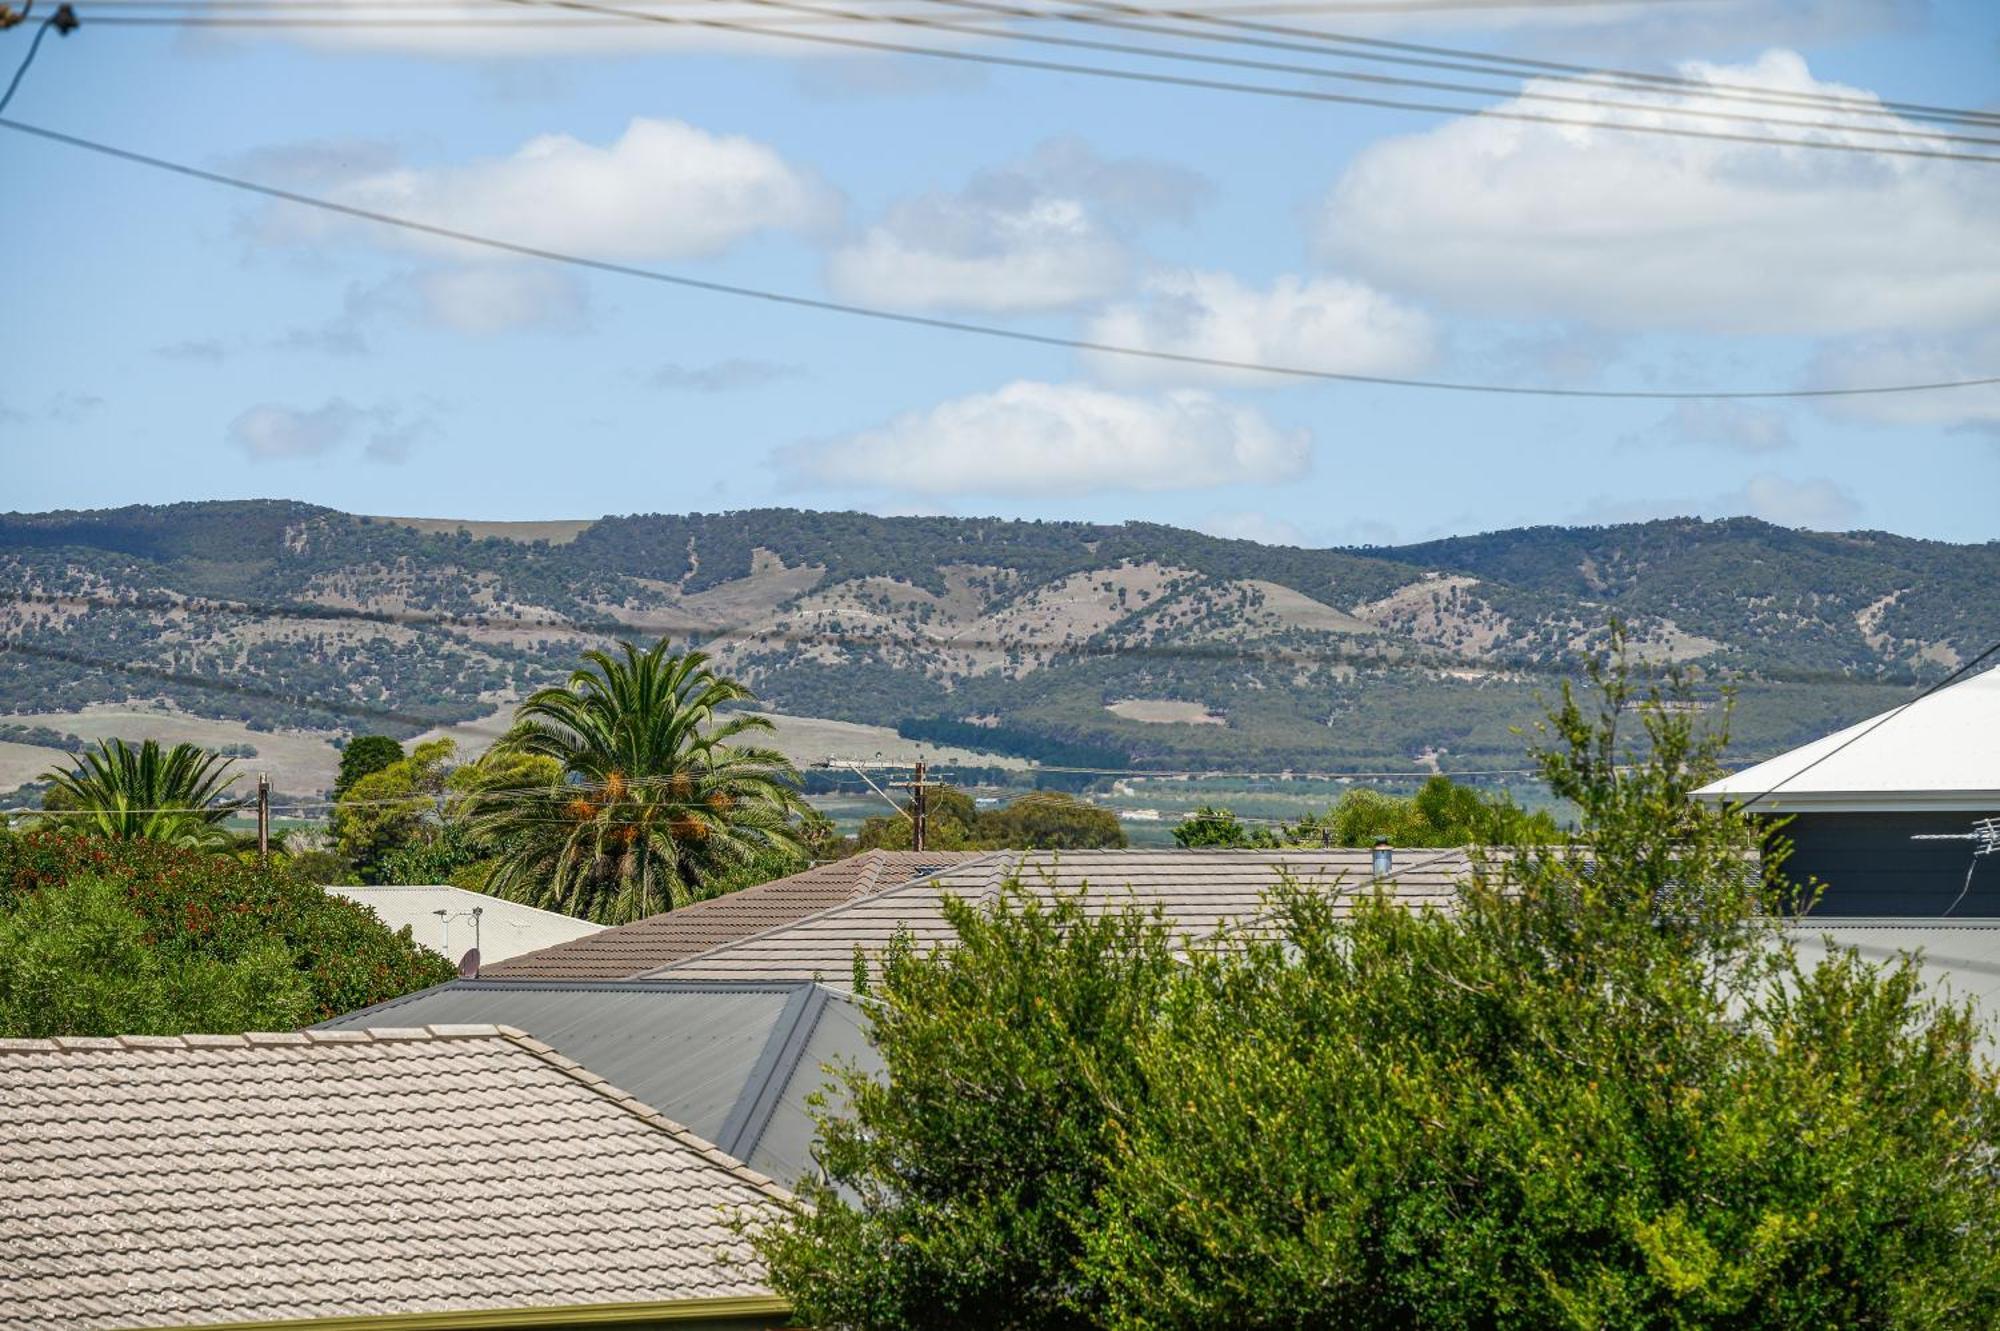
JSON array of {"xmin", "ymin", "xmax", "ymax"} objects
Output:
[{"xmin": 1, "ymin": 502, "xmax": 1992, "ymax": 793}]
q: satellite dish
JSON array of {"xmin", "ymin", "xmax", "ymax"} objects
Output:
[{"xmin": 458, "ymin": 947, "xmax": 481, "ymax": 979}]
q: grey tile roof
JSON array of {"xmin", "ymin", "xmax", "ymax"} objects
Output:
[
  {"xmin": 319, "ymin": 980, "xmax": 878, "ymax": 1189},
  {"xmin": 481, "ymin": 850, "xmax": 991, "ymax": 981},
  {"xmin": 0, "ymin": 1026, "xmax": 790, "ymax": 1331},
  {"xmin": 655, "ymin": 848, "xmax": 1483, "ymax": 988}
]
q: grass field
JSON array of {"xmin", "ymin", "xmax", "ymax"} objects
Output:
[{"xmin": 1, "ymin": 707, "xmax": 343, "ymax": 797}]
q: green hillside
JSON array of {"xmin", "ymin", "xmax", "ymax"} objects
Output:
[{"xmin": 1, "ymin": 503, "xmax": 1992, "ymax": 789}]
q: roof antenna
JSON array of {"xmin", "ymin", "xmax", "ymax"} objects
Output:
[{"xmin": 1916, "ymin": 818, "xmax": 2000, "ymax": 917}]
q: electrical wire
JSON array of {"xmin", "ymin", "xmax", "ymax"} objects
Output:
[
  {"xmin": 0, "ymin": 5, "xmax": 65, "ymax": 116},
  {"xmin": 887, "ymin": 0, "xmax": 2000, "ymax": 145},
  {"xmin": 99, "ymin": 0, "xmax": 1991, "ymax": 161},
  {"xmin": 1043, "ymin": 0, "xmax": 2000, "ymax": 126},
  {"xmin": 1730, "ymin": 636, "xmax": 2000, "ymax": 814},
  {"xmin": 488, "ymin": 0, "xmax": 2000, "ymax": 164},
  {"xmin": 5, "ymin": 116, "xmax": 1997, "ymax": 397}
]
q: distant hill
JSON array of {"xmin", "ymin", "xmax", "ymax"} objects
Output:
[{"xmin": 1, "ymin": 502, "xmax": 1992, "ymax": 790}]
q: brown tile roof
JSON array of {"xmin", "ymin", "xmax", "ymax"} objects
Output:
[
  {"xmin": 480, "ymin": 850, "xmax": 992, "ymax": 981},
  {"xmin": 0, "ymin": 1026, "xmax": 791, "ymax": 1331},
  {"xmin": 654, "ymin": 847, "xmax": 1487, "ymax": 988}
]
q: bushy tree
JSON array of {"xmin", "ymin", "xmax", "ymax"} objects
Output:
[
  {"xmin": 756, "ymin": 643, "xmax": 2000, "ymax": 1329},
  {"xmin": 1171, "ymin": 804, "xmax": 1277, "ymax": 848},
  {"xmin": 333, "ymin": 734, "xmax": 405, "ymax": 800},
  {"xmin": 334, "ymin": 738, "xmax": 456, "ymax": 880},
  {"xmin": 38, "ymin": 738, "xmax": 245, "ymax": 848},
  {"xmin": 1173, "ymin": 778, "xmax": 1560, "ymax": 852},
  {"xmin": 757, "ymin": 892, "xmax": 1180, "ymax": 1331},
  {"xmin": 0, "ymin": 830, "xmax": 453, "ymax": 1033},
  {"xmin": 0, "ymin": 877, "xmax": 310, "ymax": 1037},
  {"xmin": 857, "ymin": 787, "xmax": 1127, "ymax": 852}
]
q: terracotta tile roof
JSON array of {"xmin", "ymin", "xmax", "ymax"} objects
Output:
[
  {"xmin": 0, "ymin": 1026, "xmax": 790, "ymax": 1331},
  {"xmin": 654, "ymin": 848, "xmax": 1487, "ymax": 988},
  {"xmin": 479, "ymin": 850, "xmax": 992, "ymax": 981}
]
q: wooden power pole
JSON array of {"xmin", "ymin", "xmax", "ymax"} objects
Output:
[
  {"xmin": 256, "ymin": 773, "xmax": 270, "ymax": 863},
  {"xmin": 910, "ymin": 759, "xmax": 927, "ymax": 853}
]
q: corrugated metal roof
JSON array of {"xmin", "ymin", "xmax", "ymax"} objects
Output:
[
  {"xmin": 480, "ymin": 851, "xmax": 991, "ymax": 981},
  {"xmin": 326, "ymin": 884, "xmax": 604, "ymax": 965},
  {"xmin": 318, "ymin": 979, "xmax": 876, "ymax": 1187},
  {"xmin": 655, "ymin": 848, "xmax": 1483, "ymax": 989},
  {"xmin": 1696, "ymin": 664, "xmax": 2000, "ymax": 811},
  {"xmin": 0, "ymin": 1026, "xmax": 787, "ymax": 1331}
]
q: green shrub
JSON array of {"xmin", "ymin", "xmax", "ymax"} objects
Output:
[{"xmin": 0, "ymin": 829, "xmax": 453, "ymax": 1031}]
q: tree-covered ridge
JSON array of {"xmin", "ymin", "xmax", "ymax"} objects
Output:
[{"xmin": 1, "ymin": 503, "xmax": 1992, "ymax": 776}]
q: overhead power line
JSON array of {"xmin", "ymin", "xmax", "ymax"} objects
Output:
[
  {"xmin": 0, "ymin": 3, "xmax": 78, "ymax": 116},
  {"xmin": 891, "ymin": 0, "xmax": 1999, "ymax": 144},
  {"xmin": 6, "ymin": 116, "xmax": 1997, "ymax": 400},
  {"xmin": 79, "ymin": 0, "xmax": 2000, "ymax": 130},
  {"xmin": 482, "ymin": 0, "xmax": 2000, "ymax": 163},
  {"xmin": 103, "ymin": 0, "xmax": 1996, "ymax": 149},
  {"xmin": 1047, "ymin": 0, "xmax": 2000, "ymax": 126}
]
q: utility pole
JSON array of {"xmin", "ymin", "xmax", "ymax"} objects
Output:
[
  {"xmin": 909, "ymin": 758, "xmax": 927, "ymax": 853},
  {"xmin": 256, "ymin": 773, "xmax": 270, "ymax": 863}
]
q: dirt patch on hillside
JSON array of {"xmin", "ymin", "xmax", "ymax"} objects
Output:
[{"xmin": 1107, "ymin": 699, "xmax": 1227, "ymax": 726}]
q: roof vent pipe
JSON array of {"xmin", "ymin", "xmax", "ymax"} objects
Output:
[{"xmin": 1372, "ymin": 838, "xmax": 1393, "ymax": 881}]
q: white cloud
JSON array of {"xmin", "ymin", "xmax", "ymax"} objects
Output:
[
  {"xmin": 784, "ymin": 381, "xmax": 1307, "ymax": 496},
  {"xmin": 826, "ymin": 139, "xmax": 1210, "ymax": 313},
  {"xmin": 403, "ymin": 266, "xmax": 590, "ymax": 335},
  {"xmin": 229, "ymin": 401, "xmax": 361, "ymax": 460},
  {"xmin": 1086, "ymin": 270, "xmax": 1433, "ymax": 387},
  {"xmin": 255, "ymin": 118, "xmax": 836, "ymax": 261},
  {"xmin": 649, "ymin": 358, "xmax": 803, "ymax": 392},
  {"xmin": 228, "ymin": 400, "xmax": 433, "ymax": 465},
  {"xmin": 1576, "ymin": 472, "xmax": 1861, "ymax": 531},
  {"xmin": 1199, "ymin": 511, "xmax": 1309, "ymax": 547},
  {"xmin": 1807, "ymin": 331, "xmax": 2000, "ymax": 435},
  {"xmin": 1623, "ymin": 401, "xmax": 1796, "ymax": 454},
  {"xmin": 1319, "ymin": 50, "xmax": 2000, "ymax": 336}
]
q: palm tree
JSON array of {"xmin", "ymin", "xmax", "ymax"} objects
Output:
[
  {"xmin": 466, "ymin": 640, "xmax": 806, "ymax": 923},
  {"xmin": 39, "ymin": 739, "xmax": 245, "ymax": 848}
]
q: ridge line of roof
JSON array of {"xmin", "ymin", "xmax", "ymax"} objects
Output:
[
  {"xmin": 0, "ymin": 1024, "xmax": 532, "ymax": 1054},
  {"xmin": 641, "ymin": 849, "xmax": 1016, "ymax": 979},
  {"xmin": 478, "ymin": 849, "xmax": 989, "ymax": 978},
  {"xmin": 643, "ymin": 847, "xmax": 1479, "ymax": 982}
]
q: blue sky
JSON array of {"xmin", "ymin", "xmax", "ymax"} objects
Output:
[{"xmin": 2, "ymin": 0, "xmax": 1995, "ymax": 545}]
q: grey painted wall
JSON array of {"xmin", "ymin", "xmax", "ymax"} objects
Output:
[{"xmin": 1778, "ymin": 811, "xmax": 2000, "ymax": 915}]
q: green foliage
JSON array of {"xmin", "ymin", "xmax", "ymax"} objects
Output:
[
  {"xmin": 1292, "ymin": 775, "xmax": 1564, "ymax": 847},
  {"xmin": 6, "ymin": 504, "xmax": 1981, "ymax": 778},
  {"xmin": 1172, "ymin": 777, "xmax": 1561, "ymax": 850},
  {"xmin": 856, "ymin": 787, "xmax": 1127, "ymax": 852},
  {"xmin": 334, "ymin": 738, "xmax": 456, "ymax": 880},
  {"xmin": 0, "ymin": 830, "xmax": 452, "ymax": 1033},
  {"xmin": 467, "ymin": 640, "xmax": 806, "ymax": 923},
  {"xmin": 0, "ymin": 877, "xmax": 310, "ymax": 1038},
  {"xmin": 756, "ymin": 891, "xmax": 1181, "ymax": 1331},
  {"xmin": 334, "ymin": 734, "xmax": 406, "ymax": 799},
  {"xmin": 1171, "ymin": 804, "xmax": 1278, "ymax": 848},
  {"xmin": 38, "ymin": 738, "xmax": 246, "ymax": 848},
  {"xmin": 756, "ymin": 641, "xmax": 2000, "ymax": 1329}
]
